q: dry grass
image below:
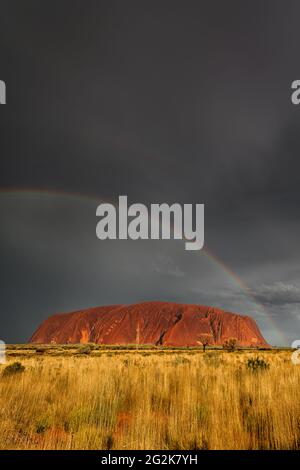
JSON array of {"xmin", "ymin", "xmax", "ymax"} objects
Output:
[{"xmin": 0, "ymin": 348, "xmax": 299, "ymax": 450}]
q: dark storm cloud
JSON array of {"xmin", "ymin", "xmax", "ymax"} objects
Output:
[
  {"xmin": 1, "ymin": 0, "xmax": 298, "ymax": 203},
  {"xmin": 1, "ymin": 0, "xmax": 300, "ymax": 344},
  {"xmin": 252, "ymin": 283, "xmax": 300, "ymax": 307}
]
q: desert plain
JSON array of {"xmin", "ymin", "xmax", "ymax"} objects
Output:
[{"xmin": 0, "ymin": 344, "xmax": 299, "ymax": 450}]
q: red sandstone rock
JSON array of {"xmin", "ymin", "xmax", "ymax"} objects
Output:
[{"xmin": 30, "ymin": 301, "xmax": 269, "ymax": 347}]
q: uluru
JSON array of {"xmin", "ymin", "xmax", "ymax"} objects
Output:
[{"xmin": 30, "ymin": 301, "xmax": 269, "ymax": 347}]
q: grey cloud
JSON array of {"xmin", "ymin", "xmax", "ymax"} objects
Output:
[
  {"xmin": 1, "ymin": 1, "xmax": 300, "ymax": 346},
  {"xmin": 152, "ymin": 255, "xmax": 185, "ymax": 278},
  {"xmin": 252, "ymin": 282, "xmax": 300, "ymax": 306}
]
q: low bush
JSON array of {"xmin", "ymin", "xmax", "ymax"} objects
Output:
[
  {"xmin": 223, "ymin": 338, "xmax": 238, "ymax": 352},
  {"xmin": 78, "ymin": 345, "xmax": 92, "ymax": 355},
  {"xmin": 3, "ymin": 361, "xmax": 25, "ymax": 376},
  {"xmin": 246, "ymin": 357, "xmax": 270, "ymax": 372},
  {"xmin": 36, "ymin": 347, "xmax": 45, "ymax": 354}
]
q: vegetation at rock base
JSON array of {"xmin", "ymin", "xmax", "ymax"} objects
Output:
[{"xmin": 223, "ymin": 338, "xmax": 238, "ymax": 352}]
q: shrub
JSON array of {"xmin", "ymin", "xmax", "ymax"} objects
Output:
[
  {"xmin": 36, "ymin": 417, "xmax": 50, "ymax": 434},
  {"xmin": 246, "ymin": 356, "xmax": 270, "ymax": 372},
  {"xmin": 36, "ymin": 347, "xmax": 45, "ymax": 354},
  {"xmin": 78, "ymin": 345, "xmax": 92, "ymax": 355},
  {"xmin": 3, "ymin": 361, "xmax": 25, "ymax": 376},
  {"xmin": 223, "ymin": 338, "xmax": 238, "ymax": 352}
]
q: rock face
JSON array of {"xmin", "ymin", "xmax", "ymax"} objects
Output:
[{"xmin": 30, "ymin": 301, "xmax": 269, "ymax": 347}]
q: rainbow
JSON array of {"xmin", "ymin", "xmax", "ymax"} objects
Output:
[{"xmin": 0, "ymin": 187, "xmax": 287, "ymax": 345}]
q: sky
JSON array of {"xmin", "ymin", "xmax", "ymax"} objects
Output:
[{"xmin": 1, "ymin": 1, "xmax": 300, "ymax": 345}]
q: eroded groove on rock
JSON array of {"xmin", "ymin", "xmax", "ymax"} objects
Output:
[{"xmin": 30, "ymin": 301, "xmax": 269, "ymax": 347}]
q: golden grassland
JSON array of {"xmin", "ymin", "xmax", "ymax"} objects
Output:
[{"xmin": 0, "ymin": 346, "xmax": 299, "ymax": 450}]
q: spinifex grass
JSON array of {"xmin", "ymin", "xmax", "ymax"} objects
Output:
[{"xmin": 0, "ymin": 349, "xmax": 299, "ymax": 449}]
